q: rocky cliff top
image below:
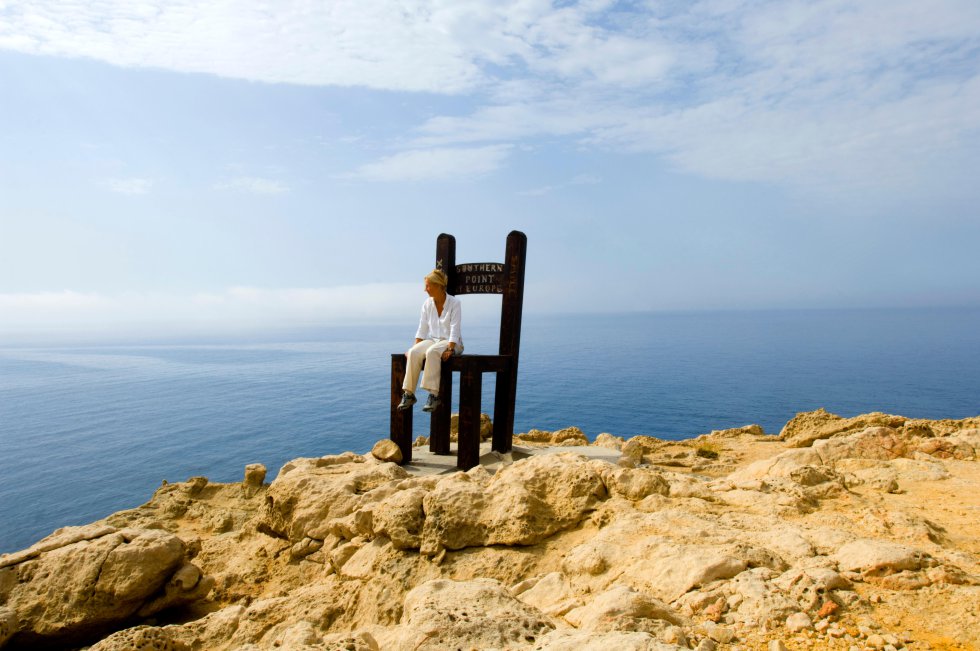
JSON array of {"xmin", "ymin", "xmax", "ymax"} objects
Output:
[{"xmin": 1, "ymin": 409, "xmax": 979, "ymax": 651}]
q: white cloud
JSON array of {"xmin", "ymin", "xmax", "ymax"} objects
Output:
[
  {"xmin": 346, "ymin": 145, "xmax": 511, "ymax": 182},
  {"xmin": 3, "ymin": 0, "xmax": 979, "ymax": 197},
  {"xmin": 105, "ymin": 177, "xmax": 153, "ymax": 194},
  {"xmin": 0, "ymin": 0, "xmax": 484, "ymax": 93},
  {"xmin": 214, "ymin": 177, "xmax": 290, "ymax": 194}
]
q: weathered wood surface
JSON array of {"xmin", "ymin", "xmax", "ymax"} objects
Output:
[{"xmin": 391, "ymin": 230, "xmax": 526, "ymax": 470}]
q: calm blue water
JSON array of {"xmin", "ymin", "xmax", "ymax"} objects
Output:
[{"xmin": 2, "ymin": 308, "xmax": 979, "ymax": 554}]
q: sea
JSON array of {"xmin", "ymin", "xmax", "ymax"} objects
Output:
[{"xmin": 2, "ymin": 307, "xmax": 980, "ymax": 554}]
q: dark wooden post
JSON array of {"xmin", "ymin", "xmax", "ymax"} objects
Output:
[
  {"xmin": 430, "ymin": 233, "xmax": 456, "ymax": 454},
  {"xmin": 457, "ymin": 360, "xmax": 482, "ymax": 470},
  {"xmin": 390, "ymin": 354, "xmax": 412, "ymax": 463},
  {"xmin": 492, "ymin": 231, "xmax": 527, "ymax": 452}
]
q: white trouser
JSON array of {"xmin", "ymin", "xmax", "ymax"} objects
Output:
[{"xmin": 403, "ymin": 339, "xmax": 462, "ymax": 396}]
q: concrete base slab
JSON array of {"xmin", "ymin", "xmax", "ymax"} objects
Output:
[{"xmin": 401, "ymin": 443, "xmax": 621, "ymax": 476}]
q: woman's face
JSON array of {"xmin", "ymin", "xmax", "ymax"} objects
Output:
[{"xmin": 425, "ymin": 279, "xmax": 444, "ymax": 297}]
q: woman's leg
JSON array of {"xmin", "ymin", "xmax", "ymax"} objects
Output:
[
  {"xmin": 420, "ymin": 339, "xmax": 452, "ymax": 395},
  {"xmin": 403, "ymin": 339, "xmax": 434, "ymax": 394}
]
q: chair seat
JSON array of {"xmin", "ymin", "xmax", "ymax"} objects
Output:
[{"xmin": 445, "ymin": 354, "xmax": 512, "ymax": 373}]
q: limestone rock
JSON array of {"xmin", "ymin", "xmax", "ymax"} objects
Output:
[
  {"xmin": 600, "ymin": 466, "xmax": 671, "ymax": 501},
  {"xmin": 564, "ymin": 584, "xmax": 685, "ymax": 633},
  {"xmin": 534, "ymin": 629, "xmax": 686, "ymax": 650},
  {"xmin": 243, "ymin": 463, "xmax": 267, "ymax": 498},
  {"xmin": 369, "ymin": 487, "xmax": 426, "ymax": 549},
  {"xmin": 399, "ymin": 578, "xmax": 554, "ymax": 650},
  {"xmin": 264, "ymin": 456, "xmax": 409, "ymax": 542},
  {"xmin": 779, "ymin": 409, "xmax": 905, "ymax": 447},
  {"xmin": 89, "ymin": 625, "xmax": 189, "ymax": 651},
  {"xmin": 0, "ymin": 607, "xmax": 15, "ymax": 648},
  {"xmin": 594, "ymin": 432, "xmax": 624, "ymax": 450},
  {"xmin": 709, "ymin": 424, "xmax": 766, "ymax": 438},
  {"xmin": 514, "ymin": 426, "xmax": 589, "ymax": 446},
  {"xmin": 0, "ymin": 524, "xmax": 208, "ymax": 648},
  {"xmin": 784, "ymin": 611, "xmax": 812, "ymax": 631},
  {"xmin": 370, "ymin": 439, "xmax": 403, "ymax": 464},
  {"xmin": 622, "ymin": 435, "xmax": 667, "ymax": 457},
  {"xmin": 513, "ymin": 572, "xmax": 580, "ymax": 617},
  {"xmin": 834, "ymin": 539, "xmax": 927, "ymax": 576},
  {"xmin": 813, "ymin": 426, "xmax": 908, "ymax": 462},
  {"xmin": 7, "ymin": 409, "xmax": 980, "ymax": 651},
  {"xmin": 723, "ymin": 567, "xmax": 800, "ymax": 626},
  {"xmin": 419, "ymin": 453, "xmax": 605, "ymax": 554}
]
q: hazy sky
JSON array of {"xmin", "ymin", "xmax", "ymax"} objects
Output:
[{"xmin": 2, "ymin": 0, "xmax": 979, "ymax": 341}]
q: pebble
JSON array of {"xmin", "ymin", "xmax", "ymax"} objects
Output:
[
  {"xmin": 705, "ymin": 622, "xmax": 735, "ymax": 644},
  {"xmin": 696, "ymin": 639, "xmax": 717, "ymax": 651},
  {"xmin": 785, "ymin": 611, "xmax": 812, "ymax": 632},
  {"xmin": 768, "ymin": 641, "xmax": 788, "ymax": 651},
  {"xmin": 867, "ymin": 633, "xmax": 886, "ymax": 649}
]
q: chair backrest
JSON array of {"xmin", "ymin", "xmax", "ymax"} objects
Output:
[
  {"xmin": 436, "ymin": 231, "xmax": 526, "ymax": 452},
  {"xmin": 435, "ymin": 230, "xmax": 527, "ymax": 359}
]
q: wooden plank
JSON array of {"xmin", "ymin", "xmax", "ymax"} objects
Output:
[
  {"xmin": 436, "ymin": 233, "xmax": 457, "ymax": 294},
  {"xmin": 494, "ymin": 231, "xmax": 527, "ymax": 452},
  {"xmin": 431, "ymin": 234, "xmax": 456, "ymax": 454},
  {"xmin": 454, "ymin": 262, "xmax": 504, "ymax": 294},
  {"xmin": 448, "ymin": 354, "xmax": 511, "ymax": 373},
  {"xmin": 390, "ymin": 354, "xmax": 412, "ymax": 464},
  {"xmin": 457, "ymin": 366, "xmax": 482, "ymax": 470}
]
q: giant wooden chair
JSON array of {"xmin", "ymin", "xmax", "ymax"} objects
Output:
[{"xmin": 390, "ymin": 231, "xmax": 527, "ymax": 470}]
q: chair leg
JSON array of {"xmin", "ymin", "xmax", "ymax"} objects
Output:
[
  {"xmin": 430, "ymin": 360, "xmax": 452, "ymax": 454},
  {"xmin": 492, "ymin": 370, "xmax": 514, "ymax": 453},
  {"xmin": 457, "ymin": 368, "xmax": 482, "ymax": 470},
  {"xmin": 390, "ymin": 354, "xmax": 412, "ymax": 464}
]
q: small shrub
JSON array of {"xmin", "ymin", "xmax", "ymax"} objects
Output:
[{"xmin": 695, "ymin": 442, "xmax": 721, "ymax": 459}]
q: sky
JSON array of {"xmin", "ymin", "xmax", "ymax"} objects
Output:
[{"xmin": 1, "ymin": 0, "xmax": 979, "ymax": 343}]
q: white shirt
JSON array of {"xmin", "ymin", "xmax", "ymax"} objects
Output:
[{"xmin": 415, "ymin": 294, "xmax": 463, "ymax": 347}]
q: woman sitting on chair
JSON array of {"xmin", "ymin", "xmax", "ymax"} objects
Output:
[{"xmin": 397, "ymin": 269, "xmax": 463, "ymax": 413}]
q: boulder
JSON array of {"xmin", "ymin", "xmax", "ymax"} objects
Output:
[
  {"xmin": 264, "ymin": 456, "xmax": 409, "ymax": 541},
  {"xmin": 593, "ymin": 432, "xmax": 624, "ymax": 449},
  {"xmin": 419, "ymin": 453, "xmax": 605, "ymax": 554},
  {"xmin": 398, "ymin": 579, "xmax": 554, "ymax": 650},
  {"xmin": 370, "ymin": 439, "xmax": 403, "ymax": 464},
  {"xmin": 0, "ymin": 524, "xmax": 209, "ymax": 648}
]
